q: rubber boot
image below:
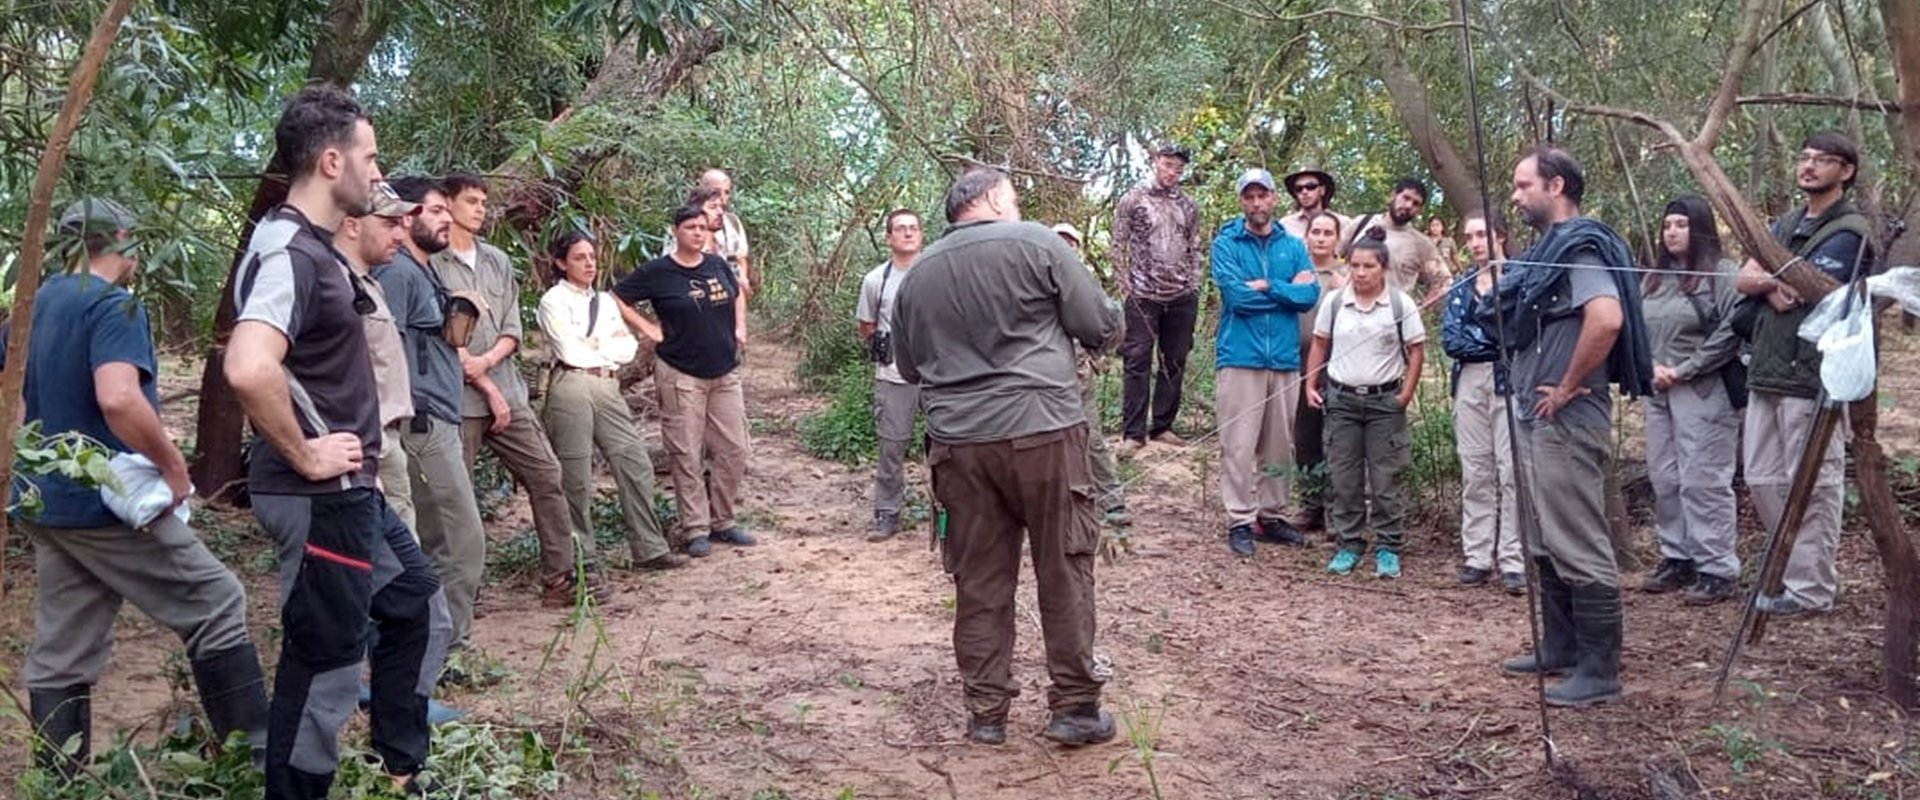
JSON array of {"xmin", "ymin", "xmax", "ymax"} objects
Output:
[
  {"xmin": 29, "ymin": 684, "xmax": 92, "ymax": 779},
  {"xmin": 1545, "ymin": 582, "xmax": 1625, "ymax": 707},
  {"xmin": 1502, "ymin": 558, "xmax": 1577, "ymax": 676},
  {"xmin": 191, "ymin": 642, "xmax": 270, "ymax": 768}
]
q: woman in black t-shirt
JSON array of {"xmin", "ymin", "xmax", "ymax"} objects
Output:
[{"xmin": 614, "ymin": 204, "xmax": 757, "ymax": 557}]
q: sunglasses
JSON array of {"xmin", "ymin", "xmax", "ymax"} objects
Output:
[{"xmin": 1292, "ymin": 182, "xmax": 1322, "ymax": 192}]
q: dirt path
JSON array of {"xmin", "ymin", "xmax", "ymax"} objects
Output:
[{"xmin": 6, "ymin": 336, "xmax": 1920, "ymax": 798}]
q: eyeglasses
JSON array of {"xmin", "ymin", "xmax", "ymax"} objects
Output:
[{"xmin": 1794, "ymin": 152, "xmax": 1848, "ymax": 168}]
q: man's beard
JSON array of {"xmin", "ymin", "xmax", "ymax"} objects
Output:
[
  {"xmin": 1389, "ymin": 207, "xmax": 1416, "ymax": 226},
  {"xmin": 1516, "ymin": 202, "xmax": 1550, "ymax": 231},
  {"xmin": 410, "ymin": 223, "xmax": 450, "ymax": 254},
  {"xmin": 1799, "ymin": 175, "xmax": 1838, "ymax": 196},
  {"xmin": 337, "ymin": 182, "xmax": 375, "ymax": 217},
  {"xmin": 1245, "ymin": 210, "xmax": 1273, "ymax": 229}
]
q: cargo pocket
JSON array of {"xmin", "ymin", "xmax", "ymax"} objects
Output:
[{"xmin": 1015, "ymin": 427, "xmax": 1099, "ymax": 558}]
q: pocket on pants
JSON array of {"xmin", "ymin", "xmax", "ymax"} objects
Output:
[
  {"xmin": 1062, "ymin": 432, "xmax": 1101, "ymax": 557},
  {"xmin": 928, "ymin": 441, "xmax": 961, "ymax": 573}
]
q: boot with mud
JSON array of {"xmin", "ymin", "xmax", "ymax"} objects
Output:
[
  {"xmin": 1502, "ymin": 558, "xmax": 1577, "ymax": 676},
  {"xmin": 29, "ymin": 684, "xmax": 92, "ymax": 779},
  {"xmin": 1544, "ymin": 582, "xmax": 1625, "ymax": 707},
  {"xmin": 1044, "ymin": 703, "xmax": 1116, "ymax": 746},
  {"xmin": 967, "ymin": 715, "xmax": 1007, "ymax": 745},
  {"xmin": 190, "ymin": 642, "xmax": 270, "ymax": 766}
]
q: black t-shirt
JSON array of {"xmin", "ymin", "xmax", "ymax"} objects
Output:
[{"xmin": 614, "ymin": 254, "xmax": 740, "ymax": 378}]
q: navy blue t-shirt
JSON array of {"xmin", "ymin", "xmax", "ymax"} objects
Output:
[{"xmin": 6, "ymin": 273, "xmax": 160, "ymax": 527}]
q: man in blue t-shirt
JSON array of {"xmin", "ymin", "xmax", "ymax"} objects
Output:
[{"xmin": 11, "ymin": 198, "xmax": 268, "ymax": 779}]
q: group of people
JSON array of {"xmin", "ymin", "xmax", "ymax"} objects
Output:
[
  {"xmin": 8, "ymin": 74, "xmax": 1881, "ymax": 785},
  {"xmin": 12, "ymin": 86, "xmax": 764, "ymax": 798}
]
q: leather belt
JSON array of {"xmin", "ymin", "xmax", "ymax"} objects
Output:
[{"xmin": 1328, "ymin": 378, "xmax": 1402, "ymax": 396}]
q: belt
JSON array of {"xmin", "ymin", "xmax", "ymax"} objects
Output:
[
  {"xmin": 557, "ymin": 364, "xmax": 614, "ymax": 378},
  {"xmin": 1328, "ymin": 378, "xmax": 1402, "ymax": 396}
]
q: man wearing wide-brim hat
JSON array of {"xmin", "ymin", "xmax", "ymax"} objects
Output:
[{"xmin": 1279, "ymin": 164, "xmax": 1351, "ymax": 241}]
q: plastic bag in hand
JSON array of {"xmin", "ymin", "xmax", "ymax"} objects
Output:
[
  {"xmin": 1816, "ymin": 290, "xmax": 1876, "ymax": 402},
  {"xmin": 100, "ymin": 452, "xmax": 192, "ymax": 529}
]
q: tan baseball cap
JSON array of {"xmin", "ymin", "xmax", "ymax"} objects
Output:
[{"xmin": 369, "ymin": 182, "xmax": 421, "ymax": 219}]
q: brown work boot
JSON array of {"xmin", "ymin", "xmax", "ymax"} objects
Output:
[
  {"xmin": 635, "ymin": 552, "xmax": 691, "ymax": 571},
  {"xmin": 541, "ymin": 572, "xmax": 611, "ymax": 608}
]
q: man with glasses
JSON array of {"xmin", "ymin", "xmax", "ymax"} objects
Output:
[
  {"xmin": 1734, "ymin": 130, "xmax": 1877, "ymax": 617},
  {"xmin": 1279, "ymin": 165, "xmax": 1349, "ymax": 240},
  {"xmin": 856, "ymin": 208, "xmax": 925, "ymax": 541}
]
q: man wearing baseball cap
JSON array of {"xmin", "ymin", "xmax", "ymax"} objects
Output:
[
  {"xmin": 1279, "ymin": 165, "xmax": 1349, "ymax": 240},
  {"xmin": 1113, "ymin": 143, "xmax": 1204, "ymax": 453},
  {"xmin": 1211, "ymin": 169, "xmax": 1321, "ymax": 557},
  {"xmin": 11, "ymin": 198, "xmax": 270, "ymax": 779},
  {"xmin": 338, "ymin": 182, "xmax": 425, "ymax": 529}
]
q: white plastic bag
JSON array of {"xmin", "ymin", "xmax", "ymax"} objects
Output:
[
  {"xmin": 1816, "ymin": 290, "xmax": 1876, "ymax": 402},
  {"xmin": 1799, "ymin": 287, "xmax": 1853, "ymax": 343},
  {"xmin": 1868, "ymin": 267, "xmax": 1920, "ymax": 317},
  {"xmin": 99, "ymin": 452, "xmax": 192, "ymax": 529}
]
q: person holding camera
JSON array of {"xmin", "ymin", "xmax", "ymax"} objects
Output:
[{"xmin": 856, "ymin": 208, "xmax": 925, "ymax": 541}]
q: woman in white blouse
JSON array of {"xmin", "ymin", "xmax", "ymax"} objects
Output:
[{"xmin": 538, "ymin": 230, "xmax": 689, "ymax": 571}]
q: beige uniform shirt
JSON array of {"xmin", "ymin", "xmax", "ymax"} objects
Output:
[
  {"xmin": 1315, "ymin": 287, "xmax": 1428, "ymax": 387},
  {"xmin": 431, "ymin": 241, "xmax": 532, "ymax": 414},
  {"xmin": 353, "ymin": 265, "xmax": 412, "ymax": 450}
]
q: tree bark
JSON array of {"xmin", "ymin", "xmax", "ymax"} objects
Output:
[
  {"xmin": 0, "ymin": 0, "xmax": 138, "ymax": 599},
  {"xmin": 1375, "ymin": 36, "xmax": 1483, "ymax": 218},
  {"xmin": 1882, "ymin": 0, "xmax": 1920, "ymax": 274},
  {"xmin": 189, "ymin": 0, "xmax": 392, "ymax": 503}
]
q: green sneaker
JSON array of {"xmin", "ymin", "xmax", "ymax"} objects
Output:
[
  {"xmin": 1327, "ymin": 549, "xmax": 1361, "ymax": 575},
  {"xmin": 1375, "ymin": 550, "xmax": 1402, "ymax": 579}
]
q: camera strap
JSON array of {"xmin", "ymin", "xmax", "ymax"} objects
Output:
[{"xmin": 868, "ymin": 261, "xmax": 894, "ymax": 325}]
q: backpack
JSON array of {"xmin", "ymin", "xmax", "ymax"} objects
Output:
[{"xmin": 1325, "ymin": 286, "xmax": 1410, "ymax": 365}]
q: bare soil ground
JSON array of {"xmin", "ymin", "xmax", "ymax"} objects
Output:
[{"xmin": 6, "ymin": 321, "xmax": 1920, "ymax": 799}]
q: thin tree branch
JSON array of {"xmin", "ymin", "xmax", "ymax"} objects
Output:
[
  {"xmin": 1198, "ymin": 0, "xmax": 1476, "ymax": 35},
  {"xmin": 1695, "ymin": 0, "xmax": 1774, "ymax": 149},
  {"xmin": 1735, "ymin": 93, "xmax": 1901, "ymax": 113}
]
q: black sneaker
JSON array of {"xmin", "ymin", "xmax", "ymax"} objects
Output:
[
  {"xmin": 1043, "ymin": 704, "xmax": 1116, "ymax": 746},
  {"xmin": 1500, "ymin": 571, "xmax": 1527, "ymax": 595},
  {"xmin": 1641, "ymin": 557, "xmax": 1696, "ymax": 594},
  {"xmin": 1227, "ymin": 524, "xmax": 1257, "ymax": 558},
  {"xmin": 1457, "ymin": 565, "xmax": 1492, "ymax": 586},
  {"xmin": 1256, "ymin": 517, "xmax": 1306, "ymax": 547},
  {"xmin": 1683, "ymin": 573, "xmax": 1736, "ymax": 606}
]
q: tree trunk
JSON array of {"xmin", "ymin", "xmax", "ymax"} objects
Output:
[
  {"xmin": 0, "ymin": 0, "xmax": 138, "ymax": 600},
  {"xmin": 189, "ymin": 0, "xmax": 392, "ymax": 503},
  {"xmin": 1882, "ymin": 0, "xmax": 1920, "ymax": 274},
  {"xmin": 1375, "ymin": 36, "xmax": 1484, "ymax": 218}
]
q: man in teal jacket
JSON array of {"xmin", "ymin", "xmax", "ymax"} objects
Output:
[{"xmin": 1212, "ymin": 168, "xmax": 1322, "ymax": 557}]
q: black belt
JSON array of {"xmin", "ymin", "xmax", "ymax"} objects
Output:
[
  {"xmin": 1328, "ymin": 378, "xmax": 1402, "ymax": 396},
  {"xmin": 558, "ymin": 364, "xmax": 614, "ymax": 378}
]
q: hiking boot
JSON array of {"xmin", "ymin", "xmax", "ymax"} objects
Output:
[
  {"xmin": 685, "ymin": 535, "xmax": 713, "ymax": 557},
  {"xmin": 1256, "ymin": 517, "xmax": 1306, "ymax": 547},
  {"xmin": 1457, "ymin": 565, "xmax": 1492, "ymax": 586},
  {"xmin": 1227, "ymin": 524, "xmax": 1257, "ymax": 558},
  {"xmin": 1682, "ymin": 573, "xmax": 1737, "ymax": 606},
  {"xmin": 868, "ymin": 510, "xmax": 901, "ymax": 543},
  {"xmin": 1374, "ymin": 550, "xmax": 1402, "ymax": 579},
  {"xmin": 1503, "ymin": 558, "xmax": 1576, "ymax": 676},
  {"xmin": 190, "ymin": 642, "xmax": 268, "ymax": 766},
  {"xmin": 1756, "ymin": 593, "xmax": 1823, "ymax": 616},
  {"xmin": 1641, "ymin": 557, "xmax": 1696, "ymax": 594},
  {"xmin": 29, "ymin": 684, "xmax": 91, "ymax": 778},
  {"xmin": 967, "ymin": 715, "xmax": 1007, "ymax": 745},
  {"xmin": 1544, "ymin": 582, "xmax": 1624, "ymax": 708},
  {"xmin": 1043, "ymin": 704, "xmax": 1116, "ymax": 746},
  {"xmin": 711, "ymin": 527, "xmax": 759, "ymax": 547},
  {"xmin": 636, "ymin": 552, "xmax": 691, "ymax": 571},
  {"xmin": 1151, "ymin": 431, "xmax": 1187, "ymax": 447},
  {"xmin": 1501, "ymin": 571, "xmax": 1527, "ymax": 596},
  {"xmin": 1327, "ymin": 549, "xmax": 1361, "ymax": 575},
  {"xmin": 541, "ymin": 572, "xmax": 611, "ymax": 608},
  {"xmin": 1102, "ymin": 507, "xmax": 1133, "ymax": 527}
]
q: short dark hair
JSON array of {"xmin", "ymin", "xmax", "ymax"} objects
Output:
[
  {"xmin": 442, "ymin": 171, "xmax": 490, "ymax": 199},
  {"xmin": 884, "ymin": 208, "xmax": 920, "ymax": 232},
  {"xmin": 1523, "ymin": 145, "xmax": 1586, "ymax": 205},
  {"xmin": 1390, "ymin": 177, "xmax": 1428, "ymax": 202},
  {"xmin": 671, "ymin": 203, "xmax": 707, "ymax": 228},
  {"xmin": 275, "ymin": 85, "xmax": 369, "ymax": 180},
  {"xmin": 1803, "ymin": 130, "xmax": 1860, "ymax": 189},
  {"xmin": 83, "ymin": 232, "xmax": 117, "ymax": 258},
  {"xmin": 548, "ymin": 229, "xmax": 595, "ymax": 263},
  {"xmin": 687, "ymin": 185, "xmax": 725, "ymax": 208},
  {"xmin": 944, "ymin": 168, "xmax": 1010, "ymax": 223},
  {"xmin": 387, "ymin": 176, "xmax": 445, "ymax": 204}
]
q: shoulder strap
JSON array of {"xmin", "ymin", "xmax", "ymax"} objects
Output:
[
  {"xmin": 1390, "ymin": 290, "xmax": 1409, "ymax": 364},
  {"xmin": 1341, "ymin": 214, "xmax": 1376, "ymax": 256},
  {"xmin": 868, "ymin": 263, "xmax": 894, "ymax": 321},
  {"xmin": 1683, "ymin": 285, "xmax": 1715, "ymax": 328},
  {"xmin": 586, "ymin": 291, "xmax": 600, "ymax": 338}
]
